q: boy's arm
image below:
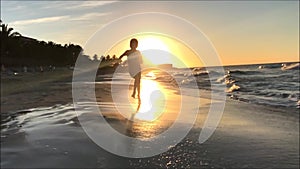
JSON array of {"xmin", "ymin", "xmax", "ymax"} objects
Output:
[{"xmin": 119, "ymin": 50, "xmax": 128, "ymax": 60}]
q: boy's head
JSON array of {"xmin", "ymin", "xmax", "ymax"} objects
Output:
[{"xmin": 130, "ymin": 38, "xmax": 138, "ymax": 49}]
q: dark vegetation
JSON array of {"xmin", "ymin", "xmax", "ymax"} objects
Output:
[
  {"xmin": 0, "ymin": 20, "xmax": 82, "ymax": 67},
  {"xmin": 0, "ymin": 20, "xmax": 120, "ymax": 70}
]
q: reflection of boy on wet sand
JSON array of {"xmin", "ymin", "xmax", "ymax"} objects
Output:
[{"xmin": 119, "ymin": 38, "xmax": 143, "ymax": 99}]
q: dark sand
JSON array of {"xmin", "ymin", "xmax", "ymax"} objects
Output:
[{"xmin": 1, "ymin": 69, "xmax": 299, "ymax": 168}]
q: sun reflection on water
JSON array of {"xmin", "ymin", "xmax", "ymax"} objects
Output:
[
  {"xmin": 134, "ymin": 79, "xmax": 166, "ymax": 121},
  {"xmin": 121, "ymin": 70, "xmax": 182, "ymax": 138},
  {"xmin": 127, "ymin": 70, "xmax": 180, "ymax": 123}
]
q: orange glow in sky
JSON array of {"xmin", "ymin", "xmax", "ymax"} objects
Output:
[{"xmin": 106, "ymin": 33, "xmax": 203, "ymax": 68}]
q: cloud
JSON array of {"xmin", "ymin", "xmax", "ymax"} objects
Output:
[
  {"xmin": 5, "ymin": 5, "xmax": 26, "ymax": 11},
  {"xmin": 66, "ymin": 1, "xmax": 117, "ymax": 9},
  {"xmin": 70, "ymin": 12, "xmax": 111, "ymax": 21},
  {"xmin": 1, "ymin": 1, "xmax": 26, "ymax": 11},
  {"xmin": 10, "ymin": 16, "xmax": 70, "ymax": 26}
]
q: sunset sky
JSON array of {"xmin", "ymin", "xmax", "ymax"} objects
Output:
[{"xmin": 1, "ymin": 1, "xmax": 299, "ymax": 66}]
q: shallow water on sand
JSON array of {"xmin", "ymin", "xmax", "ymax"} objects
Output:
[
  {"xmin": 1, "ymin": 100, "xmax": 299, "ymax": 168},
  {"xmin": 0, "ymin": 97, "xmax": 203, "ymax": 168},
  {"xmin": 0, "ymin": 102, "xmax": 154, "ymax": 168},
  {"xmin": 1, "ymin": 74, "xmax": 203, "ymax": 168}
]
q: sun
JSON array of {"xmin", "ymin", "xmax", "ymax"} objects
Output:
[
  {"xmin": 138, "ymin": 37, "xmax": 169, "ymax": 52},
  {"xmin": 105, "ymin": 33, "xmax": 203, "ymax": 68},
  {"xmin": 137, "ymin": 36, "xmax": 172, "ymax": 65}
]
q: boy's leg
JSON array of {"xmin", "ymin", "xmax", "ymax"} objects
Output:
[
  {"xmin": 136, "ymin": 72, "xmax": 141, "ymax": 99},
  {"xmin": 132, "ymin": 78, "xmax": 137, "ymax": 98},
  {"xmin": 132, "ymin": 72, "xmax": 141, "ymax": 98}
]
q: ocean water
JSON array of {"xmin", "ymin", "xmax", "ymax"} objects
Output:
[
  {"xmin": 173, "ymin": 62, "xmax": 300, "ymax": 109},
  {"xmin": 100, "ymin": 61, "xmax": 300, "ymax": 109}
]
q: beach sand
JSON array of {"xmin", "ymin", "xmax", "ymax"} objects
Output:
[{"xmin": 1, "ymin": 69, "xmax": 299, "ymax": 168}]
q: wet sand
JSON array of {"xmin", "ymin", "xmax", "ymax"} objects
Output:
[{"xmin": 1, "ymin": 69, "xmax": 299, "ymax": 168}]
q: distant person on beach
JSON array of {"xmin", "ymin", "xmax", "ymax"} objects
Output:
[
  {"xmin": 23, "ymin": 66, "xmax": 27, "ymax": 73},
  {"xmin": 39, "ymin": 66, "xmax": 44, "ymax": 72},
  {"xmin": 1, "ymin": 64, "xmax": 6, "ymax": 72},
  {"xmin": 119, "ymin": 38, "xmax": 143, "ymax": 99}
]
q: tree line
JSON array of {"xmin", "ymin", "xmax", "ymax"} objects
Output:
[
  {"xmin": 0, "ymin": 20, "xmax": 124, "ymax": 73},
  {"xmin": 0, "ymin": 20, "xmax": 83, "ymax": 67}
]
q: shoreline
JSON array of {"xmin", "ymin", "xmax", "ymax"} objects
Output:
[{"xmin": 1, "ymin": 68, "xmax": 299, "ymax": 114}]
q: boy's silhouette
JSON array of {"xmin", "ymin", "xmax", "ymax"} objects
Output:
[{"xmin": 119, "ymin": 38, "xmax": 143, "ymax": 99}]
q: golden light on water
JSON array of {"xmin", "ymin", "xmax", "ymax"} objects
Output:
[
  {"xmin": 128, "ymin": 71, "xmax": 181, "ymax": 123},
  {"xmin": 135, "ymin": 79, "xmax": 165, "ymax": 121},
  {"xmin": 128, "ymin": 71, "xmax": 166, "ymax": 121},
  {"xmin": 108, "ymin": 70, "xmax": 183, "ymax": 138}
]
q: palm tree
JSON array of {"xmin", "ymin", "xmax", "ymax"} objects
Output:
[
  {"xmin": 1, "ymin": 20, "xmax": 21, "ymax": 59},
  {"xmin": 0, "ymin": 20, "xmax": 21, "ymax": 38},
  {"xmin": 106, "ymin": 55, "xmax": 111, "ymax": 61}
]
